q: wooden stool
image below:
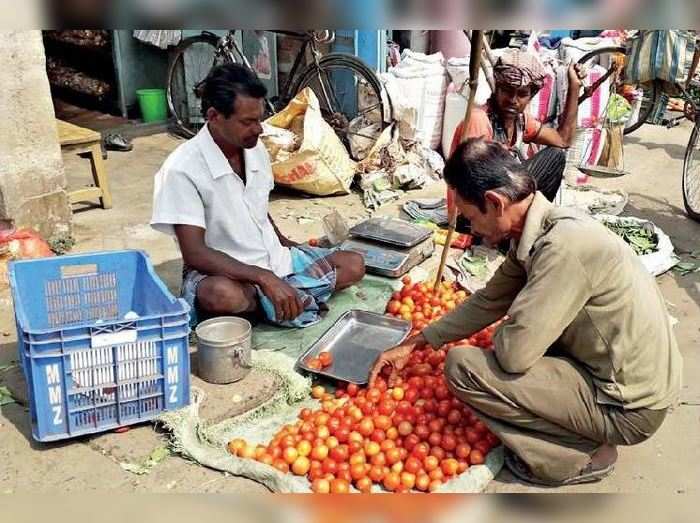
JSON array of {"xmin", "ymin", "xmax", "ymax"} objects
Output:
[{"xmin": 57, "ymin": 119, "xmax": 113, "ymax": 209}]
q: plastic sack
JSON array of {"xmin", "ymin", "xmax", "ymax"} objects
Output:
[
  {"xmin": 386, "ymin": 51, "xmax": 449, "ymax": 149},
  {"xmin": 624, "ymin": 30, "xmax": 696, "ymax": 86},
  {"xmin": 1, "ymin": 228, "xmax": 53, "ymax": 259},
  {"xmin": 263, "ymin": 88, "xmax": 356, "ymax": 196}
]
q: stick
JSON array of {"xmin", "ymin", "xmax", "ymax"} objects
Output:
[
  {"xmin": 434, "ymin": 30, "xmax": 484, "ymax": 291},
  {"xmin": 463, "ymin": 30, "xmax": 495, "ymax": 91}
]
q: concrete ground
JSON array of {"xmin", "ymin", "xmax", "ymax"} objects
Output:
[{"xmin": 0, "ymin": 121, "xmax": 698, "ymax": 493}]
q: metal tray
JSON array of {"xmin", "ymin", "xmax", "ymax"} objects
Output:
[
  {"xmin": 296, "ymin": 310, "xmax": 412, "ymax": 384},
  {"xmin": 349, "ymin": 217, "xmax": 432, "ymax": 248}
]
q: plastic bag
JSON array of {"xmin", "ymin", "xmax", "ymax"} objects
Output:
[{"xmin": 264, "ymin": 88, "xmax": 356, "ymax": 196}]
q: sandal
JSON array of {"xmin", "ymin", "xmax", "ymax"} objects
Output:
[
  {"xmin": 504, "ymin": 448, "xmax": 615, "ymax": 487},
  {"xmin": 104, "ymin": 133, "xmax": 133, "ymax": 152}
]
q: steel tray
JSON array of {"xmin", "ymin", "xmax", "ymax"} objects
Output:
[
  {"xmin": 296, "ymin": 310, "xmax": 412, "ymax": 384},
  {"xmin": 349, "ymin": 217, "xmax": 432, "ymax": 248}
]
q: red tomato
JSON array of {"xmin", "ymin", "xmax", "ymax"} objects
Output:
[
  {"xmin": 441, "ymin": 458, "xmax": 459, "ymax": 477},
  {"xmin": 330, "ymin": 478, "xmax": 350, "ymax": 494},
  {"xmin": 469, "ymin": 449, "xmax": 485, "ymax": 465}
]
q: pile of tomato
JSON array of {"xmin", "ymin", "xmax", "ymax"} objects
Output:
[
  {"xmin": 386, "ymin": 277, "xmax": 496, "ymax": 349},
  {"xmin": 227, "ymin": 277, "xmax": 501, "ymax": 494}
]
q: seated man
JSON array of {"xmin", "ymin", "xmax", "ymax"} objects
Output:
[
  {"xmin": 371, "ymin": 138, "xmax": 682, "ymax": 486},
  {"xmin": 450, "ymin": 49, "xmax": 584, "ymax": 202},
  {"xmin": 151, "ymin": 63, "xmax": 365, "ymax": 327}
]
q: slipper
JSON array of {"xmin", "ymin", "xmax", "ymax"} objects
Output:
[
  {"xmin": 504, "ymin": 448, "xmax": 615, "ymax": 487},
  {"xmin": 104, "ymin": 133, "xmax": 133, "ymax": 152}
]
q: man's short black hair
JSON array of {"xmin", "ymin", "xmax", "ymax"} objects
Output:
[
  {"xmin": 200, "ymin": 63, "xmax": 267, "ymax": 118},
  {"xmin": 444, "ymin": 138, "xmax": 536, "ymax": 212}
]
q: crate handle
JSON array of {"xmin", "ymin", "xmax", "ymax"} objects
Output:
[{"xmin": 61, "ymin": 264, "xmax": 98, "ymax": 279}]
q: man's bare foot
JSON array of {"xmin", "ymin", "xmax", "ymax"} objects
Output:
[{"xmin": 590, "ymin": 444, "xmax": 618, "ymax": 470}]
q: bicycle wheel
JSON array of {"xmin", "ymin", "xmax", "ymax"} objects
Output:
[
  {"xmin": 289, "ymin": 54, "xmax": 392, "ymax": 159},
  {"xmin": 167, "ymin": 34, "xmax": 232, "ymax": 138},
  {"xmin": 682, "ymin": 122, "xmax": 700, "ymax": 221},
  {"xmin": 576, "ymin": 46, "xmax": 658, "ymax": 135}
]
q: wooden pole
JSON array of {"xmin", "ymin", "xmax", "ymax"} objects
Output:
[{"xmin": 434, "ymin": 30, "xmax": 484, "ymax": 291}]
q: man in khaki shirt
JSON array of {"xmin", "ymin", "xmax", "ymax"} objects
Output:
[{"xmin": 370, "ymin": 138, "xmax": 682, "ymax": 486}]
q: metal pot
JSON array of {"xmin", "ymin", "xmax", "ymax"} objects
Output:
[{"xmin": 195, "ymin": 316, "xmax": 252, "ymax": 384}]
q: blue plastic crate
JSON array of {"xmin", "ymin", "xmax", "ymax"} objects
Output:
[{"xmin": 8, "ymin": 250, "xmax": 191, "ymax": 442}]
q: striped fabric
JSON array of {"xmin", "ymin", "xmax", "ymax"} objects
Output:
[{"xmin": 625, "ymin": 30, "xmax": 696, "ymax": 85}]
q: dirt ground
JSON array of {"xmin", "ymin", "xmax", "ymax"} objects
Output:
[{"xmin": 0, "ymin": 121, "xmax": 698, "ymax": 494}]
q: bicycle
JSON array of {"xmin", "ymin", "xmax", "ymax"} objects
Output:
[
  {"xmin": 575, "ymin": 38, "xmax": 700, "ymax": 222},
  {"xmin": 166, "ymin": 30, "xmax": 391, "ymax": 154}
]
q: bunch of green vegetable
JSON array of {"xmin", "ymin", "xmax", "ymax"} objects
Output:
[{"xmin": 604, "ymin": 220, "xmax": 658, "ymax": 256}]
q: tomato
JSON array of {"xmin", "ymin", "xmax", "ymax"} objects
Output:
[
  {"xmin": 420, "ymin": 387, "xmax": 434, "ymax": 400},
  {"xmin": 397, "ymin": 421, "xmax": 413, "ymax": 437},
  {"xmin": 474, "ymin": 440, "xmax": 491, "ymax": 456},
  {"xmin": 282, "ymin": 446, "xmax": 299, "ymax": 465},
  {"xmin": 330, "ymin": 478, "xmax": 350, "ymax": 494},
  {"xmin": 428, "ymin": 479, "xmax": 443, "ymax": 492},
  {"xmin": 377, "ymin": 399, "xmax": 396, "ymax": 416},
  {"xmin": 348, "ymin": 440, "xmax": 363, "ymax": 455},
  {"xmin": 387, "ymin": 300, "xmax": 402, "ymax": 315},
  {"xmin": 311, "ymin": 385, "xmax": 325, "ymax": 399},
  {"xmin": 364, "ymin": 440, "xmax": 381, "ymax": 457},
  {"xmin": 400, "ymin": 471, "xmax": 416, "ymax": 490},
  {"xmin": 357, "ymin": 418, "xmax": 374, "ymax": 437},
  {"xmin": 307, "ymin": 358, "xmax": 322, "ymax": 370},
  {"xmin": 291, "ymin": 456, "xmax": 311, "ymax": 476},
  {"xmin": 386, "ymin": 427, "xmax": 399, "ymax": 441},
  {"xmin": 441, "ymin": 458, "xmax": 459, "ymax": 477},
  {"xmin": 366, "ymin": 388, "xmax": 382, "ymax": 404},
  {"xmin": 383, "ymin": 472, "xmax": 401, "ymax": 492},
  {"xmin": 412, "ymin": 442, "xmax": 430, "ymax": 461},
  {"xmin": 428, "ymin": 418, "xmax": 444, "ymax": 433},
  {"xmin": 311, "ymin": 444, "xmax": 329, "ymax": 461},
  {"xmin": 350, "ymin": 462, "xmax": 367, "ymax": 481},
  {"xmin": 373, "ymin": 415, "xmax": 392, "ymax": 431},
  {"xmin": 404, "ymin": 456, "xmax": 422, "ymax": 475},
  {"xmin": 415, "ymin": 473, "xmax": 430, "ymax": 492},
  {"xmin": 427, "ymin": 432, "xmax": 442, "ymax": 447},
  {"xmin": 455, "ymin": 443, "xmax": 472, "ymax": 460},
  {"xmin": 330, "ymin": 445, "xmax": 349, "ymax": 463},
  {"xmin": 385, "ymin": 448, "xmax": 402, "ymax": 465},
  {"xmin": 316, "ymin": 351, "xmax": 333, "ymax": 368},
  {"xmin": 396, "ymin": 400, "xmax": 412, "ymax": 415},
  {"xmin": 469, "ymin": 449, "xmax": 485, "ymax": 465},
  {"xmin": 315, "ymin": 425, "xmax": 330, "ymax": 440},
  {"xmin": 465, "ymin": 428, "xmax": 480, "ymax": 445},
  {"xmin": 312, "ymin": 478, "xmax": 330, "ymax": 493},
  {"xmin": 423, "ymin": 455, "xmax": 439, "ymax": 472},
  {"xmin": 273, "ymin": 459, "xmax": 289, "ymax": 474},
  {"xmin": 441, "ymin": 434, "xmax": 457, "ymax": 452},
  {"xmin": 401, "ymin": 276, "xmax": 412, "ymax": 286},
  {"xmin": 428, "ymin": 468, "xmax": 444, "ymax": 482},
  {"xmin": 227, "ymin": 438, "xmax": 246, "ymax": 456},
  {"xmin": 325, "ymin": 436, "xmax": 339, "ymax": 449},
  {"xmin": 430, "ymin": 446, "xmax": 446, "ymax": 461},
  {"xmin": 335, "ymin": 427, "xmax": 350, "ymax": 443},
  {"xmin": 353, "ymin": 476, "xmax": 371, "ymax": 493},
  {"xmin": 296, "ymin": 440, "xmax": 312, "ymax": 457},
  {"xmin": 380, "ymin": 439, "xmax": 396, "ymax": 452},
  {"xmin": 322, "ymin": 458, "xmax": 338, "ymax": 475},
  {"xmin": 336, "ymin": 469, "xmax": 352, "ymax": 484},
  {"xmin": 458, "ymin": 460, "xmax": 469, "ymax": 474},
  {"xmin": 403, "ymin": 434, "xmax": 420, "ymax": 452},
  {"xmin": 473, "ymin": 420, "xmax": 488, "ymax": 434}
]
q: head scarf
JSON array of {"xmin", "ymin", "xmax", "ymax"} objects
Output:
[{"xmin": 493, "ymin": 49, "xmax": 547, "ymax": 94}]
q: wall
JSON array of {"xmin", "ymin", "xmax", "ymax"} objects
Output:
[{"xmin": 0, "ymin": 30, "xmax": 72, "ymax": 240}]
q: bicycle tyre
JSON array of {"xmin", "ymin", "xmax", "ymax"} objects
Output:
[
  {"xmin": 576, "ymin": 46, "xmax": 659, "ymax": 136},
  {"xmin": 167, "ymin": 34, "xmax": 231, "ymax": 138},
  {"xmin": 682, "ymin": 122, "xmax": 700, "ymax": 222},
  {"xmin": 289, "ymin": 54, "xmax": 392, "ymax": 154}
]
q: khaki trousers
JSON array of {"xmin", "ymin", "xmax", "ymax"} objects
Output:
[{"xmin": 444, "ymin": 348, "xmax": 667, "ymax": 482}]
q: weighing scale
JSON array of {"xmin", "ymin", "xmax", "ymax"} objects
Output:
[{"xmin": 341, "ymin": 217, "xmax": 435, "ymax": 278}]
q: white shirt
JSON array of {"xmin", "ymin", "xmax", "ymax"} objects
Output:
[{"xmin": 151, "ymin": 124, "xmax": 293, "ymax": 277}]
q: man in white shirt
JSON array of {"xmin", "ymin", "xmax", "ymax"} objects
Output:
[{"xmin": 151, "ymin": 64, "xmax": 364, "ymax": 326}]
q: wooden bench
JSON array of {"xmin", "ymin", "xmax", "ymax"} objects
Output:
[{"xmin": 57, "ymin": 119, "xmax": 113, "ymax": 209}]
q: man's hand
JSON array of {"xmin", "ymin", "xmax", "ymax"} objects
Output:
[
  {"xmin": 369, "ymin": 334, "xmax": 426, "ymax": 387},
  {"xmin": 568, "ymin": 63, "xmax": 584, "ymax": 91},
  {"xmin": 256, "ymin": 271, "xmax": 304, "ymax": 321}
]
